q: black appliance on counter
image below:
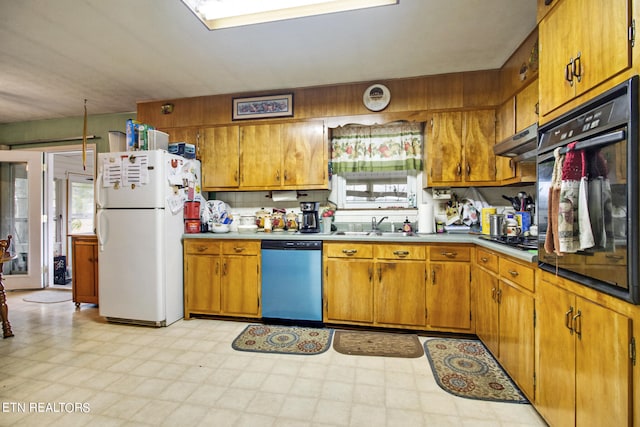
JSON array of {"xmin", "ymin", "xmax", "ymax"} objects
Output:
[
  {"xmin": 299, "ymin": 202, "xmax": 320, "ymax": 233},
  {"xmin": 537, "ymin": 76, "xmax": 638, "ymax": 304}
]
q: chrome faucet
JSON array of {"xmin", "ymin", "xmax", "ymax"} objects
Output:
[{"xmin": 371, "ymin": 216, "xmax": 389, "ymax": 231}]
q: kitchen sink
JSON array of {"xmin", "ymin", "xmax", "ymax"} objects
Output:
[{"xmin": 333, "ymin": 231, "xmax": 416, "ymax": 237}]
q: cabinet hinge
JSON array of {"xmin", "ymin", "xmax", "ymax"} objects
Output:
[
  {"xmin": 630, "ymin": 19, "xmax": 636, "ymax": 47},
  {"xmin": 533, "ymin": 372, "xmax": 537, "ymax": 397},
  {"xmin": 631, "ymin": 337, "xmax": 636, "ymax": 366},
  {"xmin": 533, "ymin": 308, "xmax": 536, "ymax": 328}
]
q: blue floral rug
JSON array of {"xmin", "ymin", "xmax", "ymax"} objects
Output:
[
  {"xmin": 232, "ymin": 324, "xmax": 333, "ymax": 355},
  {"xmin": 424, "ymin": 338, "xmax": 528, "ymax": 403}
]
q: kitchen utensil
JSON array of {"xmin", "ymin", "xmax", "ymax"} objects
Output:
[{"xmin": 502, "ymin": 195, "xmax": 520, "ymax": 211}]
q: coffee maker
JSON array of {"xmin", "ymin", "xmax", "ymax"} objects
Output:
[{"xmin": 299, "ymin": 202, "xmax": 320, "ymax": 233}]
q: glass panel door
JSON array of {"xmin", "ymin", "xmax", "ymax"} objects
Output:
[{"xmin": 0, "ymin": 151, "xmax": 43, "ymax": 290}]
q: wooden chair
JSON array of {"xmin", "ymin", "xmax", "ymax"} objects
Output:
[{"xmin": 0, "ymin": 235, "xmax": 15, "ymax": 338}]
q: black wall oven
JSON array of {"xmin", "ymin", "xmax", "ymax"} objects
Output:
[{"xmin": 537, "ymin": 76, "xmax": 639, "ymax": 304}]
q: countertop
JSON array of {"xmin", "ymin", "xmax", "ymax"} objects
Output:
[{"xmin": 183, "ymin": 231, "xmax": 538, "ymax": 263}]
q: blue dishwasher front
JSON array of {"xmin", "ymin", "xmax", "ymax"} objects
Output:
[{"xmin": 261, "ymin": 240, "xmax": 322, "ymax": 321}]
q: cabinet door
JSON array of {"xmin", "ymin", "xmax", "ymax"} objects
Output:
[
  {"xmin": 515, "ymin": 82, "xmax": 539, "ymax": 132},
  {"xmin": 428, "ymin": 262, "xmax": 471, "ymax": 330},
  {"xmin": 184, "ymin": 254, "xmax": 221, "ymax": 316},
  {"xmin": 538, "ymin": 0, "xmax": 577, "ymax": 115},
  {"xmin": 221, "ymin": 255, "xmax": 260, "ymax": 317},
  {"xmin": 463, "ymin": 110, "xmax": 496, "ymax": 183},
  {"xmin": 324, "ymin": 259, "xmax": 373, "ymax": 324},
  {"xmin": 575, "ymin": 296, "xmax": 631, "ymax": 427},
  {"xmin": 473, "ymin": 266, "xmax": 499, "ymax": 355},
  {"xmin": 281, "ymin": 121, "xmax": 326, "ymax": 187},
  {"xmin": 376, "ymin": 260, "xmax": 426, "ymax": 327},
  {"xmin": 72, "ymin": 238, "xmax": 98, "ymax": 304},
  {"xmin": 240, "ymin": 124, "xmax": 282, "ymax": 188},
  {"xmin": 536, "ymin": 280, "xmax": 576, "ymax": 427},
  {"xmin": 427, "ymin": 112, "xmax": 463, "ymax": 185},
  {"xmin": 498, "ymin": 281, "xmax": 535, "ymax": 399},
  {"xmin": 575, "ymin": 0, "xmax": 631, "ymax": 97},
  {"xmin": 201, "ymin": 126, "xmax": 240, "ymax": 189}
]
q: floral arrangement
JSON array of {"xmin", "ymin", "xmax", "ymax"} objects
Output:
[{"xmin": 321, "ymin": 207, "xmax": 335, "ymax": 218}]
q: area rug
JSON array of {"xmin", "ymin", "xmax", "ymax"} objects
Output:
[
  {"xmin": 424, "ymin": 338, "xmax": 528, "ymax": 403},
  {"xmin": 23, "ymin": 290, "xmax": 72, "ymax": 304},
  {"xmin": 232, "ymin": 324, "xmax": 333, "ymax": 355},
  {"xmin": 333, "ymin": 330, "xmax": 424, "ymax": 358}
]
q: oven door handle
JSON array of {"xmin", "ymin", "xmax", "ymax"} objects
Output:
[{"xmin": 538, "ymin": 130, "xmax": 627, "ymax": 162}]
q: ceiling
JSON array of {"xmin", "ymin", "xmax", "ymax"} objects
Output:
[{"xmin": 0, "ymin": 0, "xmax": 537, "ymax": 125}]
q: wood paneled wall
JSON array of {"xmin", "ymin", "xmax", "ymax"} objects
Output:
[{"xmin": 137, "ymin": 70, "xmax": 500, "ymax": 129}]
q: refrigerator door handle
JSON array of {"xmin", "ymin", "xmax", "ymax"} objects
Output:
[
  {"xmin": 95, "ymin": 170, "xmax": 104, "ymax": 209},
  {"xmin": 96, "ymin": 209, "xmax": 106, "ymax": 251}
]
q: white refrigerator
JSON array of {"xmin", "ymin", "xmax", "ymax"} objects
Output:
[{"xmin": 96, "ymin": 150, "xmax": 201, "ymax": 326}]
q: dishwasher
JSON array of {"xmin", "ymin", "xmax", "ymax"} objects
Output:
[{"xmin": 261, "ymin": 240, "xmax": 322, "ymax": 322}]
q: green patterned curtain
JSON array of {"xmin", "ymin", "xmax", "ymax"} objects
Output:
[{"xmin": 330, "ymin": 122, "xmax": 424, "ymax": 173}]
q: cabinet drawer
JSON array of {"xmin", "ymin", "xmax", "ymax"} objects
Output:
[
  {"xmin": 324, "ymin": 243, "xmax": 373, "ymax": 259},
  {"xmin": 374, "ymin": 244, "xmax": 425, "ymax": 260},
  {"xmin": 430, "ymin": 245, "xmax": 471, "ymax": 262},
  {"xmin": 499, "ymin": 258, "xmax": 535, "ymax": 292},
  {"xmin": 222, "ymin": 240, "xmax": 260, "ymax": 255},
  {"xmin": 476, "ymin": 248, "xmax": 499, "ymax": 273},
  {"xmin": 184, "ymin": 239, "xmax": 221, "ymax": 255}
]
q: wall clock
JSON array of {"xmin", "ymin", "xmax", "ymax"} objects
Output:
[{"xmin": 363, "ymin": 84, "xmax": 391, "ymax": 111}]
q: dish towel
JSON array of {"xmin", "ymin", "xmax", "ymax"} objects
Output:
[
  {"xmin": 558, "ymin": 142, "xmax": 581, "ymax": 253},
  {"xmin": 577, "ymin": 150, "xmax": 595, "ymax": 250},
  {"xmin": 544, "ymin": 147, "xmax": 564, "ymax": 255}
]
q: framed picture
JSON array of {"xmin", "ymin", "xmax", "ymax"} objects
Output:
[{"xmin": 232, "ymin": 93, "xmax": 294, "ymax": 120}]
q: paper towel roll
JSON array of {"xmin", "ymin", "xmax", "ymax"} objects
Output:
[
  {"xmin": 417, "ymin": 204, "xmax": 434, "ymax": 234},
  {"xmin": 271, "ymin": 190, "xmax": 298, "ymax": 202}
]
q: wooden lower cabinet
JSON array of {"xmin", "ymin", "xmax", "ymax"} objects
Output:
[
  {"xmin": 473, "ymin": 247, "xmax": 535, "ymax": 400},
  {"xmin": 71, "ymin": 235, "xmax": 99, "ymax": 307},
  {"xmin": 427, "ymin": 244, "xmax": 473, "ymax": 331},
  {"xmin": 323, "ymin": 242, "xmax": 426, "ymax": 329},
  {"xmin": 184, "ymin": 239, "xmax": 260, "ymax": 319},
  {"xmin": 536, "ymin": 277, "xmax": 632, "ymax": 427}
]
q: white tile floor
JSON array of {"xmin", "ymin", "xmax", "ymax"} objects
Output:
[{"xmin": 0, "ymin": 290, "xmax": 547, "ymax": 426}]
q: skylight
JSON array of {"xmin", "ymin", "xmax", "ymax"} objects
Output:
[{"xmin": 181, "ymin": 0, "xmax": 398, "ymax": 30}]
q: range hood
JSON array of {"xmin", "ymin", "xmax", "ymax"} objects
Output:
[{"xmin": 493, "ymin": 123, "xmax": 538, "ymax": 163}]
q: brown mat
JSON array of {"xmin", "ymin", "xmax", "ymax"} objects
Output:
[{"xmin": 333, "ymin": 330, "xmax": 424, "ymax": 358}]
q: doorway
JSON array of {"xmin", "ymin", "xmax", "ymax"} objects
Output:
[{"xmin": 46, "ymin": 148, "xmax": 95, "ymax": 289}]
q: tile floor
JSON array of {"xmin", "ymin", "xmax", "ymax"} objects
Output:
[{"xmin": 0, "ymin": 289, "xmax": 547, "ymax": 426}]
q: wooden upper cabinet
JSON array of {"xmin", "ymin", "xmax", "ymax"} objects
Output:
[
  {"xmin": 427, "ymin": 111, "xmax": 463, "ymax": 184},
  {"xmin": 539, "ymin": 0, "xmax": 631, "ymax": 117},
  {"xmin": 240, "ymin": 124, "xmax": 282, "ymax": 188},
  {"xmin": 200, "ymin": 126, "xmax": 240, "ymax": 189},
  {"xmin": 281, "ymin": 121, "xmax": 326, "ymax": 187},
  {"xmin": 426, "ymin": 110, "xmax": 496, "ymax": 187},
  {"xmin": 200, "ymin": 120, "xmax": 327, "ymax": 191},
  {"xmin": 515, "ymin": 81, "xmax": 539, "ymax": 132}
]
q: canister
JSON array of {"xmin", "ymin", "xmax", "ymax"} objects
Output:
[
  {"xmin": 481, "ymin": 207, "xmax": 497, "ymax": 235},
  {"xmin": 489, "ymin": 214, "xmax": 505, "ymax": 237},
  {"xmin": 184, "ymin": 201, "xmax": 200, "ymax": 220}
]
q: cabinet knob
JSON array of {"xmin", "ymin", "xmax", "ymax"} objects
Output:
[
  {"xmin": 233, "ymin": 247, "xmax": 246, "ymax": 253},
  {"xmin": 508, "ymin": 270, "xmax": 519, "ymax": 277},
  {"xmin": 480, "ymin": 257, "xmax": 489, "ymax": 263}
]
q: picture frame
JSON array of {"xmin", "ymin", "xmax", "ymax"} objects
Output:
[{"xmin": 232, "ymin": 93, "xmax": 294, "ymax": 120}]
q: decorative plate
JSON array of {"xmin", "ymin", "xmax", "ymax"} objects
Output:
[{"xmin": 363, "ymin": 84, "xmax": 391, "ymax": 111}]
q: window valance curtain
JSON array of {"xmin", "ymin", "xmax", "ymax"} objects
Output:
[{"xmin": 330, "ymin": 122, "xmax": 424, "ymax": 173}]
